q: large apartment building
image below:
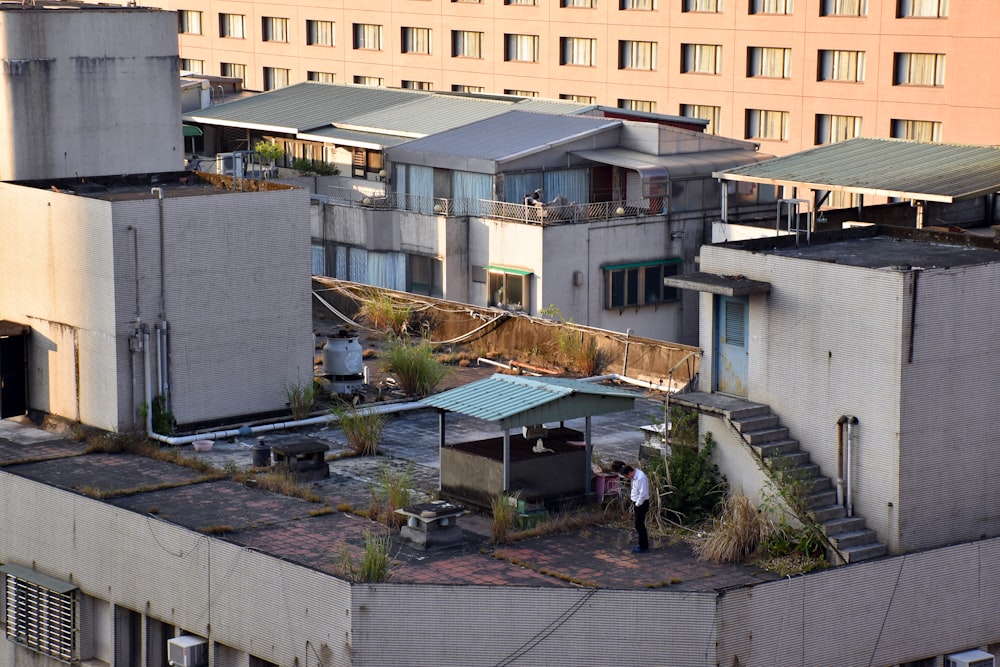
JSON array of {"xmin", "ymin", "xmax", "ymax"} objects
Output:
[{"xmin": 111, "ymin": 0, "xmax": 1000, "ymax": 155}]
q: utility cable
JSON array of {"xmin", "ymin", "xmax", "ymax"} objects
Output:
[{"xmin": 494, "ymin": 588, "xmax": 598, "ymax": 667}]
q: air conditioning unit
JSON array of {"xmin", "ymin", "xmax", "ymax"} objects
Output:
[
  {"xmin": 946, "ymin": 649, "xmax": 995, "ymax": 667},
  {"xmin": 167, "ymin": 636, "xmax": 208, "ymax": 667}
]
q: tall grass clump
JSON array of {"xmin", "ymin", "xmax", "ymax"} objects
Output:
[
  {"xmin": 490, "ymin": 493, "xmax": 520, "ymax": 544},
  {"xmin": 358, "ymin": 290, "xmax": 413, "ymax": 336},
  {"xmin": 540, "ymin": 304, "xmax": 608, "ymax": 376},
  {"xmin": 283, "ymin": 377, "xmax": 317, "ymax": 420},
  {"xmin": 338, "ymin": 530, "xmax": 392, "ymax": 582},
  {"xmin": 694, "ymin": 492, "xmax": 767, "ymax": 563},
  {"xmin": 369, "ymin": 464, "xmax": 413, "ymax": 527},
  {"xmin": 381, "ymin": 337, "xmax": 450, "ymax": 396},
  {"xmin": 333, "ymin": 406, "xmax": 386, "ymax": 456}
]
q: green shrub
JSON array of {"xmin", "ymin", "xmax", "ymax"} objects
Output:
[
  {"xmin": 369, "ymin": 464, "xmax": 413, "ymax": 527},
  {"xmin": 333, "ymin": 406, "xmax": 386, "ymax": 456},
  {"xmin": 253, "ymin": 139, "xmax": 284, "ymax": 163},
  {"xmin": 660, "ymin": 432, "xmax": 726, "ymax": 524},
  {"xmin": 151, "ymin": 395, "xmax": 175, "ymax": 435},
  {"xmin": 381, "ymin": 338, "xmax": 450, "ymax": 396}
]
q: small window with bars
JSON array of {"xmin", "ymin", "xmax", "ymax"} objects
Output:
[{"xmin": 3, "ymin": 564, "xmax": 79, "ymax": 663}]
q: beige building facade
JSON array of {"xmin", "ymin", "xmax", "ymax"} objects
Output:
[{"xmin": 107, "ymin": 0, "xmax": 1000, "ymax": 155}]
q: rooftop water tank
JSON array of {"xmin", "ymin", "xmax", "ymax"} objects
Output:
[{"xmin": 323, "ymin": 329, "xmax": 364, "ymax": 394}]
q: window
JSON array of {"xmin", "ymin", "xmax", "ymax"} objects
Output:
[
  {"xmin": 402, "ymin": 27, "xmax": 432, "ymax": 54},
  {"xmin": 681, "ymin": 104, "xmax": 721, "ymax": 134},
  {"xmin": 816, "ymin": 114, "xmax": 862, "ymax": 144},
  {"xmin": 3, "ymin": 564, "xmax": 79, "ymax": 662},
  {"xmin": 603, "ymin": 260, "xmax": 680, "ymax": 309},
  {"xmin": 220, "ymin": 62, "xmax": 246, "ymax": 81},
  {"xmin": 180, "ymin": 58, "xmax": 205, "ymax": 74},
  {"xmin": 562, "ymin": 0, "xmax": 595, "ymax": 7},
  {"xmin": 682, "ymin": 44, "xmax": 722, "ymax": 74},
  {"xmin": 452, "ymin": 84, "xmax": 486, "ymax": 92},
  {"xmin": 750, "ymin": 0, "xmax": 793, "ymax": 13},
  {"xmin": 619, "ymin": 98, "xmax": 656, "ymax": 112},
  {"xmin": 746, "ymin": 108, "xmax": 790, "ymax": 140},
  {"xmin": 308, "ymin": 71, "xmax": 336, "ymax": 83},
  {"xmin": 560, "ymin": 37, "xmax": 597, "ymax": 66},
  {"xmin": 561, "ymin": 93, "xmax": 597, "ymax": 103},
  {"xmin": 263, "ymin": 67, "xmax": 290, "ymax": 90},
  {"xmin": 820, "ymin": 0, "xmax": 867, "ymax": 15},
  {"xmin": 262, "ymin": 17, "xmax": 289, "ymax": 42},
  {"xmin": 306, "ymin": 20, "xmax": 335, "ymax": 46},
  {"xmin": 506, "ymin": 0, "xmax": 538, "ymax": 4},
  {"xmin": 748, "ymin": 47, "xmax": 792, "ymax": 78},
  {"xmin": 402, "ymin": 80, "xmax": 433, "ymax": 90},
  {"xmin": 891, "ymin": 118, "xmax": 941, "ymax": 142},
  {"xmin": 219, "ymin": 13, "xmax": 245, "ymax": 39},
  {"xmin": 619, "ymin": 40, "xmax": 657, "ymax": 70},
  {"xmin": 452, "ymin": 0, "xmax": 482, "ymax": 3},
  {"xmin": 354, "ymin": 75, "xmax": 385, "ymax": 86},
  {"xmin": 818, "ymin": 49, "xmax": 865, "ymax": 82},
  {"xmin": 353, "ymin": 23, "xmax": 383, "ymax": 50},
  {"xmin": 893, "ymin": 52, "xmax": 945, "ymax": 86},
  {"xmin": 683, "ymin": 0, "xmax": 722, "ymax": 11},
  {"xmin": 897, "ymin": 0, "xmax": 947, "ymax": 17},
  {"xmin": 351, "ymin": 146, "xmax": 383, "ymax": 176},
  {"xmin": 487, "ymin": 267, "xmax": 531, "ymax": 312},
  {"xmin": 504, "ymin": 34, "xmax": 540, "ymax": 62},
  {"xmin": 620, "ymin": 0, "xmax": 656, "ymax": 9},
  {"xmin": 505, "ymin": 89, "xmax": 539, "ymax": 97},
  {"xmin": 408, "ymin": 255, "xmax": 443, "ymax": 298},
  {"xmin": 178, "ymin": 10, "xmax": 202, "ymax": 34},
  {"xmin": 452, "ymin": 30, "xmax": 484, "ymax": 58}
]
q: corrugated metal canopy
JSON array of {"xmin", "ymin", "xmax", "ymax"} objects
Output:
[
  {"xmin": 714, "ymin": 138, "xmax": 1000, "ymax": 203},
  {"xmin": 420, "ymin": 374, "xmax": 636, "ymax": 430},
  {"xmin": 296, "ymin": 126, "xmax": 414, "ymax": 150},
  {"xmin": 572, "ymin": 147, "xmax": 770, "ymax": 179}
]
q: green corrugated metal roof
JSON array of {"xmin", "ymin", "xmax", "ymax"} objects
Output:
[
  {"xmin": 714, "ymin": 138, "xmax": 1000, "ymax": 203},
  {"xmin": 420, "ymin": 374, "xmax": 636, "ymax": 430}
]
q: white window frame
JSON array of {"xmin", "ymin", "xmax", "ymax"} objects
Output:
[
  {"xmin": 682, "ymin": 43, "xmax": 722, "ymax": 74},
  {"xmin": 452, "ymin": 30, "xmax": 484, "ymax": 58},
  {"xmin": 820, "ymin": 0, "xmax": 867, "ymax": 15},
  {"xmin": 178, "ymin": 10, "xmax": 202, "ymax": 34},
  {"xmin": 893, "ymin": 52, "xmax": 945, "ymax": 86},
  {"xmin": 219, "ymin": 13, "xmax": 245, "ymax": 39},
  {"xmin": 748, "ymin": 46, "xmax": 792, "ymax": 78},
  {"xmin": 262, "ymin": 16, "xmax": 289, "ymax": 42},
  {"xmin": 681, "ymin": 104, "xmax": 721, "ymax": 134},
  {"xmin": 353, "ymin": 23, "xmax": 383, "ymax": 50},
  {"xmin": 818, "ymin": 49, "xmax": 865, "ymax": 82},
  {"xmin": 402, "ymin": 27, "xmax": 432, "ymax": 54},
  {"xmin": 3, "ymin": 565, "xmax": 79, "ymax": 663},
  {"xmin": 619, "ymin": 40, "xmax": 657, "ymax": 70},
  {"xmin": 746, "ymin": 108, "xmax": 790, "ymax": 141},
  {"xmin": 505, "ymin": 33, "xmax": 540, "ymax": 62},
  {"xmin": 560, "ymin": 37, "xmax": 597, "ymax": 66},
  {"xmin": 897, "ymin": 0, "xmax": 947, "ymax": 18},
  {"xmin": 306, "ymin": 19, "xmax": 335, "ymax": 46}
]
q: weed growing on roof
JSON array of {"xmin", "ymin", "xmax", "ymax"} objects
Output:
[
  {"xmin": 380, "ymin": 337, "xmax": 450, "ymax": 396},
  {"xmin": 490, "ymin": 492, "xmax": 520, "ymax": 544},
  {"xmin": 283, "ymin": 376, "xmax": 318, "ymax": 421},
  {"xmin": 693, "ymin": 492, "xmax": 767, "ymax": 563},
  {"xmin": 338, "ymin": 530, "xmax": 392, "ymax": 583},
  {"xmin": 357, "ymin": 290, "xmax": 413, "ymax": 336},
  {"xmin": 252, "ymin": 468, "xmax": 323, "ymax": 502},
  {"xmin": 332, "ymin": 405, "xmax": 386, "ymax": 456},
  {"xmin": 369, "ymin": 463, "xmax": 413, "ymax": 527}
]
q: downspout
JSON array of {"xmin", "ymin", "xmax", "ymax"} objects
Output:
[
  {"xmin": 143, "ymin": 328, "xmax": 153, "ymax": 435},
  {"xmin": 846, "ymin": 416, "xmax": 858, "ymax": 517},
  {"xmin": 151, "ymin": 187, "xmax": 172, "ymax": 411},
  {"xmin": 836, "ymin": 416, "xmax": 847, "ymax": 507},
  {"xmin": 127, "ymin": 225, "xmax": 141, "ymax": 422},
  {"xmin": 622, "ymin": 328, "xmax": 632, "ymax": 376}
]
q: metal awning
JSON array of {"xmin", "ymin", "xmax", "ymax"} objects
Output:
[
  {"xmin": 421, "ymin": 374, "xmax": 636, "ymax": 495},
  {"xmin": 484, "ymin": 265, "xmax": 532, "ymax": 276},
  {"xmin": 663, "ymin": 272, "xmax": 771, "ymax": 297},
  {"xmin": 713, "ymin": 138, "xmax": 1000, "ymax": 203},
  {"xmin": 182, "ymin": 124, "xmax": 203, "ymax": 137}
]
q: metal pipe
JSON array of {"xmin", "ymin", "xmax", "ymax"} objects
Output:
[
  {"xmin": 846, "ymin": 416, "xmax": 858, "ymax": 517},
  {"xmin": 622, "ymin": 328, "xmax": 632, "ymax": 376},
  {"xmin": 143, "ymin": 328, "xmax": 153, "ymax": 436},
  {"xmin": 836, "ymin": 415, "xmax": 847, "ymax": 507}
]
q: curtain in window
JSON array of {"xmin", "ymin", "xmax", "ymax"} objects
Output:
[
  {"xmin": 563, "ymin": 0, "xmax": 593, "ymax": 6},
  {"xmin": 265, "ymin": 68, "xmax": 290, "ymax": 90},
  {"xmin": 682, "ymin": 104, "xmax": 720, "ymax": 134},
  {"xmin": 368, "ymin": 252, "xmax": 405, "ymax": 290},
  {"xmin": 309, "ymin": 20, "xmax": 334, "ymax": 46},
  {"xmin": 562, "ymin": 38, "xmax": 595, "ymax": 66},
  {"xmin": 830, "ymin": 115, "xmax": 861, "ymax": 142},
  {"xmin": 334, "ymin": 246, "xmax": 348, "ymax": 280},
  {"xmin": 505, "ymin": 173, "xmax": 544, "ymax": 203},
  {"xmin": 750, "ymin": 110, "xmax": 788, "ymax": 140},
  {"xmin": 181, "ymin": 11, "xmax": 202, "ymax": 34},
  {"xmin": 900, "ymin": 52, "xmax": 945, "ymax": 86},
  {"xmin": 827, "ymin": 0, "xmax": 866, "ymax": 14},
  {"xmin": 403, "ymin": 28, "xmax": 431, "ymax": 53},
  {"xmin": 753, "ymin": 47, "xmax": 791, "ymax": 78},
  {"xmin": 898, "ymin": 119, "xmax": 941, "ymax": 142},
  {"xmin": 690, "ymin": 44, "xmax": 721, "ymax": 74},
  {"xmin": 623, "ymin": 0, "xmax": 654, "ymax": 9},
  {"xmin": 265, "ymin": 18, "xmax": 288, "ymax": 42},
  {"xmin": 622, "ymin": 41, "xmax": 656, "ymax": 70},
  {"xmin": 507, "ymin": 34, "xmax": 539, "ymax": 62},
  {"xmin": 690, "ymin": 0, "xmax": 721, "ymax": 10},
  {"xmin": 349, "ymin": 248, "xmax": 368, "ymax": 284},
  {"xmin": 543, "ymin": 169, "xmax": 589, "ymax": 205},
  {"xmin": 452, "ymin": 171, "xmax": 492, "ymax": 215},
  {"xmin": 759, "ymin": 0, "xmax": 792, "ymax": 12},
  {"xmin": 357, "ymin": 24, "xmax": 382, "ymax": 49},
  {"xmin": 830, "ymin": 50, "xmax": 864, "ymax": 81},
  {"xmin": 223, "ymin": 14, "xmax": 245, "ymax": 38},
  {"xmin": 401, "ymin": 165, "xmax": 434, "ymax": 214},
  {"xmin": 454, "ymin": 31, "xmax": 482, "ymax": 57},
  {"xmin": 901, "ymin": 0, "xmax": 946, "ymax": 17},
  {"xmin": 311, "ymin": 245, "xmax": 326, "ymax": 275}
]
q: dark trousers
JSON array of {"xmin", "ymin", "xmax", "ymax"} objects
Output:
[{"xmin": 634, "ymin": 501, "xmax": 649, "ymax": 550}]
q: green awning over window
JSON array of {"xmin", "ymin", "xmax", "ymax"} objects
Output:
[
  {"xmin": 485, "ymin": 265, "xmax": 532, "ymax": 276},
  {"xmin": 182, "ymin": 124, "xmax": 203, "ymax": 137},
  {"xmin": 601, "ymin": 258, "xmax": 682, "ymax": 271}
]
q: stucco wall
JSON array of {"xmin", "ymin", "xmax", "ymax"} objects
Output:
[{"xmin": 0, "ymin": 8, "xmax": 182, "ymax": 180}]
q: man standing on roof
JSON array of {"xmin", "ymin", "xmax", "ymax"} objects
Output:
[{"xmin": 623, "ymin": 465, "xmax": 649, "ymax": 553}]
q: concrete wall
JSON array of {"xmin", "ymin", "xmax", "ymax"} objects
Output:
[
  {"xmin": 0, "ymin": 7, "xmax": 182, "ymax": 181},
  {"xmin": 0, "ymin": 184, "xmax": 120, "ymax": 430},
  {"xmin": 697, "ymin": 242, "xmax": 1000, "ymax": 554}
]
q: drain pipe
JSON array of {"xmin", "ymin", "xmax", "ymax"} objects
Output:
[
  {"xmin": 143, "ymin": 327, "xmax": 153, "ymax": 435},
  {"xmin": 145, "ymin": 401, "xmax": 425, "ymax": 447},
  {"xmin": 836, "ymin": 416, "xmax": 847, "ymax": 507},
  {"xmin": 845, "ymin": 416, "xmax": 858, "ymax": 517}
]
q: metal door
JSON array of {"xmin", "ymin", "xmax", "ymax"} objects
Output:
[
  {"xmin": 0, "ymin": 332, "xmax": 28, "ymax": 418},
  {"xmin": 714, "ymin": 295, "xmax": 749, "ymax": 397}
]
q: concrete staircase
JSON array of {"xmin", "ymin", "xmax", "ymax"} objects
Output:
[{"xmin": 671, "ymin": 393, "xmax": 887, "ymax": 564}]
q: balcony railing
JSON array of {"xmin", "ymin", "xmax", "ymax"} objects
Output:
[{"xmin": 326, "ymin": 185, "xmax": 649, "ymax": 224}]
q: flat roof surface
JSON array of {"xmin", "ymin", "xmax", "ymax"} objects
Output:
[{"xmin": 714, "ymin": 138, "xmax": 1000, "ymax": 203}]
